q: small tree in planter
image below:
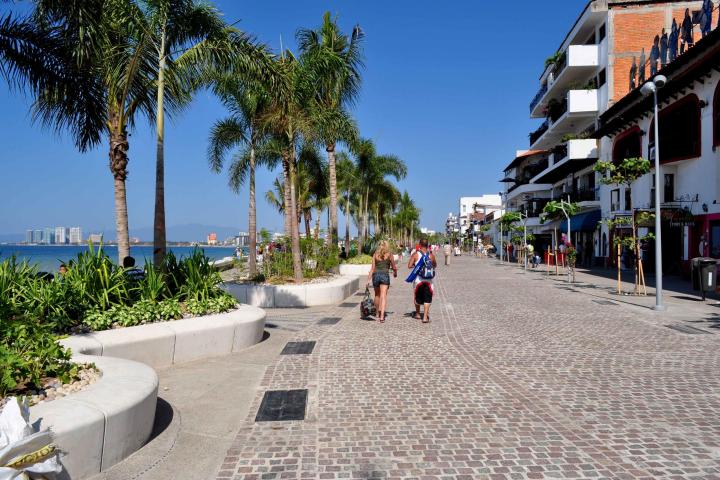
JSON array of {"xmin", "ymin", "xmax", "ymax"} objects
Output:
[
  {"xmin": 540, "ymin": 200, "xmax": 580, "ymax": 280},
  {"xmin": 499, "ymin": 212, "xmax": 522, "ymax": 261},
  {"xmin": 594, "ymin": 157, "xmax": 652, "ymax": 295}
]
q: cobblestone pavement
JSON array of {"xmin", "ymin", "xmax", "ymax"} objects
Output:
[{"xmin": 217, "ymin": 256, "xmax": 720, "ymax": 479}]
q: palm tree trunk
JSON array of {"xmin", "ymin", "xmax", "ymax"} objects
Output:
[
  {"xmin": 248, "ymin": 137, "xmax": 257, "ymax": 277},
  {"xmin": 327, "ymin": 144, "xmax": 338, "ymax": 248},
  {"xmin": 316, "ymin": 207, "xmax": 322, "ymax": 240},
  {"xmin": 304, "ymin": 210, "xmax": 312, "ymax": 240},
  {"xmin": 288, "ymin": 145, "xmax": 303, "ymax": 281},
  {"xmin": 109, "ymin": 113, "xmax": 130, "ymax": 264},
  {"xmin": 282, "ymin": 157, "xmax": 292, "ymax": 237},
  {"xmin": 153, "ymin": 32, "xmax": 167, "ymax": 269},
  {"xmin": 345, "ymin": 191, "xmax": 351, "ymax": 252}
]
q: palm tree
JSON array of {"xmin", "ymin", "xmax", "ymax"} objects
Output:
[
  {"xmin": 354, "ymin": 139, "xmax": 407, "ymax": 253},
  {"xmin": 147, "ymin": 0, "xmax": 280, "ymax": 267},
  {"xmin": 31, "ymin": 0, "xmax": 159, "ymax": 263},
  {"xmin": 297, "ymin": 12, "xmax": 364, "ymax": 248},
  {"xmin": 208, "ymin": 76, "xmax": 276, "ymax": 277},
  {"xmin": 261, "ymin": 52, "xmax": 314, "ymax": 282},
  {"xmin": 336, "ymin": 152, "xmax": 358, "ymax": 250},
  {"xmin": 395, "ymin": 191, "xmax": 420, "ymax": 246},
  {"xmin": 297, "ymin": 143, "xmax": 328, "ymax": 239},
  {"xmin": 0, "ymin": 12, "xmax": 74, "ymax": 95}
]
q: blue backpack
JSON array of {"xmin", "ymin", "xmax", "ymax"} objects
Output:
[{"xmin": 418, "ymin": 252, "xmax": 435, "ymax": 280}]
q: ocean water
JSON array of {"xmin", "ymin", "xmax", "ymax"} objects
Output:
[{"xmin": 0, "ymin": 245, "xmax": 241, "ymax": 272}]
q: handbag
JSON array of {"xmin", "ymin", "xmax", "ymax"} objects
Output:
[{"xmin": 360, "ymin": 286, "xmax": 376, "ymax": 318}]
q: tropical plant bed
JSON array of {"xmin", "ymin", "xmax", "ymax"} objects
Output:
[
  {"xmin": 227, "ymin": 272, "xmax": 341, "ymax": 286},
  {"xmin": 0, "ymin": 247, "xmax": 236, "ymax": 402},
  {"xmin": 0, "ymin": 364, "xmax": 101, "ymax": 408}
]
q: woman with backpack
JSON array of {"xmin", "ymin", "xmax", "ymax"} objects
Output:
[
  {"xmin": 406, "ymin": 238, "xmax": 437, "ymax": 324},
  {"xmin": 366, "ymin": 240, "xmax": 398, "ymax": 323}
]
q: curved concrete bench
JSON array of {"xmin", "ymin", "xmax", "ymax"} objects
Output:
[
  {"xmin": 61, "ymin": 305, "xmax": 266, "ymax": 369},
  {"xmin": 339, "ymin": 264, "xmax": 372, "ymax": 276},
  {"xmin": 222, "ymin": 275, "xmax": 359, "ymax": 308},
  {"xmin": 29, "ymin": 354, "xmax": 158, "ymax": 480}
]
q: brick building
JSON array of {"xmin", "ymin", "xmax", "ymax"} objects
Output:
[{"xmin": 501, "ymin": 0, "xmax": 715, "ymax": 265}]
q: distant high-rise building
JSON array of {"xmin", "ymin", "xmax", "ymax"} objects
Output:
[
  {"xmin": 25, "ymin": 230, "xmax": 33, "ymax": 244},
  {"xmin": 54, "ymin": 227, "xmax": 68, "ymax": 245},
  {"xmin": 235, "ymin": 232, "xmax": 249, "ymax": 247},
  {"xmin": 43, "ymin": 227, "xmax": 55, "ymax": 244},
  {"xmin": 87, "ymin": 233, "xmax": 103, "ymax": 244},
  {"xmin": 33, "ymin": 229, "xmax": 42, "ymax": 244},
  {"xmin": 207, "ymin": 232, "xmax": 218, "ymax": 246},
  {"xmin": 69, "ymin": 227, "xmax": 82, "ymax": 244}
]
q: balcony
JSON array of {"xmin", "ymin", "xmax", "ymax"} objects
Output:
[
  {"xmin": 531, "ymin": 139, "xmax": 598, "ymax": 184},
  {"xmin": 529, "ymin": 120, "xmax": 549, "ymax": 146},
  {"xmin": 530, "ymin": 44, "xmax": 600, "ymax": 118},
  {"xmin": 506, "ymin": 182, "xmax": 553, "ymax": 203},
  {"xmin": 529, "ymin": 90, "xmax": 598, "ymax": 150}
]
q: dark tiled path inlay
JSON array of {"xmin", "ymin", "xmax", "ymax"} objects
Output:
[
  {"xmin": 339, "ymin": 302, "xmax": 357, "ymax": 307},
  {"xmin": 666, "ymin": 324, "xmax": 711, "ymax": 334},
  {"xmin": 255, "ymin": 389, "xmax": 308, "ymax": 422},
  {"xmin": 593, "ymin": 299, "xmax": 618, "ymax": 306},
  {"xmin": 280, "ymin": 341, "xmax": 316, "ymax": 355},
  {"xmin": 317, "ymin": 317, "xmax": 341, "ymax": 325}
]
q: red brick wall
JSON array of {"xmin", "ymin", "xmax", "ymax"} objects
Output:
[{"xmin": 609, "ymin": 1, "xmax": 713, "ymax": 102}]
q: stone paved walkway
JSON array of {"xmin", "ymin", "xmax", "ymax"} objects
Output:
[{"xmin": 217, "ymin": 256, "xmax": 720, "ymax": 479}]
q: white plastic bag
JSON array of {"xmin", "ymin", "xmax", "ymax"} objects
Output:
[{"xmin": 0, "ymin": 398, "xmax": 62, "ymax": 479}]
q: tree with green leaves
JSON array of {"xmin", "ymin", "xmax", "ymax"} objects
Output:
[
  {"xmin": 208, "ymin": 76, "xmax": 278, "ymax": 277},
  {"xmin": 298, "ymin": 12, "xmax": 364, "ymax": 248},
  {"xmin": 595, "ymin": 157, "xmax": 652, "ymax": 294},
  {"xmin": 28, "ymin": 0, "xmax": 160, "ymax": 263},
  {"xmin": 336, "ymin": 151, "xmax": 358, "ymax": 251},
  {"xmin": 261, "ymin": 52, "xmax": 315, "ymax": 281},
  {"xmin": 353, "ymin": 139, "xmax": 407, "ymax": 253},
  {"xmin": 147, "ymin": 0, "xmax": 280, "ymax": 267}
]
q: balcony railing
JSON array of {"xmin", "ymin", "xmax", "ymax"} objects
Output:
[
  {"xmin": 552, "ymin": 143, "xmax": 568, "ymax": 162},
  {"xmin": 529, "ymin": 120, "xmax": 549, "ymax": 146},
  {"xmin": 570, "ymin": 189, "xmax": 598, "ymax": 202},
  {"xmin": 529, "ymin": 83, "xmax": 548, "ymax": 114}
]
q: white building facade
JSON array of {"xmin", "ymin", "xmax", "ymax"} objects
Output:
[{"xmin": 594, "ymin": 27, "xmax": 720, "ymax": 275}]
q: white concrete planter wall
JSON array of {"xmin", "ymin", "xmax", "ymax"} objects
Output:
[
  {"xmin": 34, "ymin": 306, "xmax": 267, "ymax": 479},
  {"xmin": 30, "ymin": 355, "xmax": 158, "ymax": 480},
  {"xmin": 339, "ymin": 264, "xmax": 372, "ymax": 276},
  {"xmin": 61, "ymin": 305, "xmax": 266, "ymax": 369},
  {"xmin": 222, "ymin": 275, "xmax": 359, "ymax": 308}
]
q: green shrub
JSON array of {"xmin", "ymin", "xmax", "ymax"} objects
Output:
[
  {"xmin": 0, "ymin": 315, "xmax": 77, "ymax": 397},
  {"xmin": 343, "ymin": 254, "xmax": 373, "ymax": 265}
]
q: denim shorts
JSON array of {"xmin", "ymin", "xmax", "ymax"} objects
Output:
[{"xmin": 372, "ymin": 272, "xmax": 390, "ymax": 288}]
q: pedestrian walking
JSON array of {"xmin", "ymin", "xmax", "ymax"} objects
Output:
[
  {"xmin": 407, "ymin": 239, "xmax": 437, "ymax": 324},
  {"xmin": 366, "ymin": 240, "xmax": 397, "ymax": 323},
  {"xmin": 443, "ymin": 242, "xmax": 452, "ymax": 266}
]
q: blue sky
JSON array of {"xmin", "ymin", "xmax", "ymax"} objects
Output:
[{"xmin": 0, "ymin": 0, "xmax": 582, "ymax": 239}]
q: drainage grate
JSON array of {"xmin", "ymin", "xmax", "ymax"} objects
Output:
[
  {"xmin": 339, "ymin": 302, "xmax": 356, "ymax": 308},
  {"xmin": 255, "ymin": 389, "xmax": 308, "ymax": 422},
  {"xmin": 317, "ymin": 317, "xmax": 341, "ymax": 325},
  {"xmin": 666, "ymin": 324, "xmax": 711, "ymax": 335},
  {"xmin": 593, "ymin": 300, "xmax": 617, "ymax": 306},
  {"xmin": 281, "ymin": 341, "xmax": 316, "ymax": 355}
]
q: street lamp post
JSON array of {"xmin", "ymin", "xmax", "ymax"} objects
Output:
[
  {"xmin": 558, "ymin": 198, "xmax": 572, "ymax": 283},
  {"xmin": 641, "ymin": 75, "xmax": 667, "ymax": 311}
]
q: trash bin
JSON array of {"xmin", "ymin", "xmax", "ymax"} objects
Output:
[{"xmin": 691, "ymin": 257, "xmax": 718, "ymax": 300}]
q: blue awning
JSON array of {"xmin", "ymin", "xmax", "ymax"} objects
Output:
[{"xmin": 559, "ymin": 209, "xmax": 601, "ymax": 233}]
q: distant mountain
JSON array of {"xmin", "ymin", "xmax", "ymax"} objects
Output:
[
  {"xmin": 0, "ymin": 233, "xmax": 24, "ymax": 243},
  {"xmin": 0, "ymin": 224, "xmax": 242, "ymax": 244},
  {"xmin": 128, "ymin": 224, "xmax": 242, "ymax": 242}
]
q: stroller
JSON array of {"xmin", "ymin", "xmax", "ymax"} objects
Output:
[{"xmin": 360, "ymin": 286, "xmax": 377, "ymax": 319}]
